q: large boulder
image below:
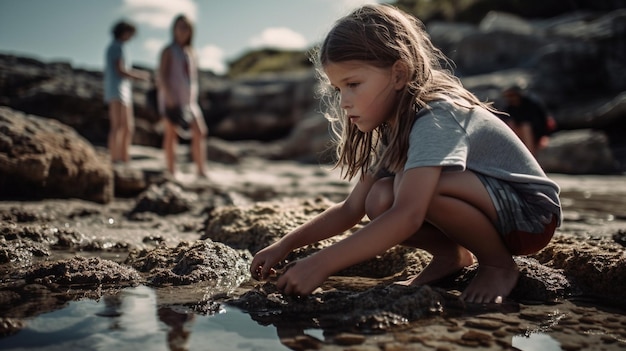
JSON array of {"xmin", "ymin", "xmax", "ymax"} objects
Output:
[
  {"xmin": 536, "ymin": 129, "xmax": 620, "ymax": 174},
  {"xmin": 209, "ymin": 71, "xmax": 318, "ymax": 141},
  {"xmin": 0, "ymin": 107, "xmax": 113, "ymax": 203},
  {"xmin": 0, "ymin": 54, "xmax": 160, "ymax": 147}
]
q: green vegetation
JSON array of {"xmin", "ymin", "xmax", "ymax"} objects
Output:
[{"xmin": 227, "ymin": 48, "xmax": 313, "ymax": 78}]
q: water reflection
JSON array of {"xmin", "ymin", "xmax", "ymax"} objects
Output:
[
  {"xmin": 513, "ymin": 332, "xmax": 562, "ymax": 351},
  {"xmin": 3, "ymin": 284, "xmax": 619, "ymax": 350},
  {"xmin": 0, "ymin": 285, "xmax": 291, "ymax": 351},
  {"xmin": 157, "ymin": 307, "xmax": 194, "ymax": 351}
]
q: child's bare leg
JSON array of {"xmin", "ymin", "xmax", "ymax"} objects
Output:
[
  {"xmin": 119, "ymin": 103, "xmax": 134, "ymax": 163},
  {"xmin": 190, "ymin": 117, "xmax": 208, "ymax": 177},
  {"xmin": 162, "ymin": 119, "xmax": 178, "ymax": 175},
  {"xmin": 424, "ymin": 171, "xmax": 518, "ymax": 303},
  {"xmin": 396, "ymin": 222, "xmax": 474, "ymax": 286},
  {"xmin": 120, "ymin": 105, "xmax": 135, "ymax": 162},
  {"xmin": 368, "ymin": 171, "xmax": 519, "ymax": 302},
  {"xmin": 365, "ymin": 177, "xmax": 474, "ymax": 286},
  {"xmin": 108, "ymin": 100, "xmax": 122, "ymax": 162}
]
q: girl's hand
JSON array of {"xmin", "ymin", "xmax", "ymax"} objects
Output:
[
  {"xmin": 137, "ymin": 70, "xmax": 151, "ymax": 82},
  {"xmin": 276, "ymin": 255, "xmax": 330, "ymax": 296},
  {"xmin": 250, "ymin": 242, "xmax": 286, "ymax": 280}
]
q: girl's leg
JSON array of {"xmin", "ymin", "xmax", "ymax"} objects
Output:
[
  {"xmin": 423, "ymin": 171, "xmax": 517, "ymax": 303},
  {"xmin": 108, "ymin": 100, "xmax": 122, "ymax": 162},
  {"xmin": 190, "ymin": 116, "xmax": 208, "ymax": 177},
  {"xmin": 162, "ymin": 119, "xmax": 178, "ymax": 175},
  {"xmin": 119, "ymin": 103, "xmax": 134, "ymax": 163},
  {"xmin": 366, "ymin": 176, "xmax": 474, "ymax": 286},
  {"xmin": 365, "ymin": 171, "xmax": 518, "ymax": 303}
]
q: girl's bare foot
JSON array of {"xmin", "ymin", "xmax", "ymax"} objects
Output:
[
  {"xmin": 396, "ymin": 249, "xmax": 474, "ymax": 286},
  {"xmin": 460, "ymin": 262, "xmax": 519, "ymax": 304}
]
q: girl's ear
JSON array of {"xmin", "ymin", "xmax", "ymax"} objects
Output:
[{"xmin": 391, "ymin": 60, "xmax": 409, "ymax": 91}]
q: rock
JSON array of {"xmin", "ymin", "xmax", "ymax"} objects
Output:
[
  {"xmin": 0, "ymin": 107, "xmax": 114, "ymax": 203},
  {"xmin": 202, "ymin": 197, "xmax": 429, "ymax": 278},
  {"xmin": 270, "ymin": 111, "xmax": 336, "ymax": 163},
  {"xmin": 129, "ymin": 182, "xmax": 196, "ymax": 216},
  {"xmin": 0, "ymin": 238, "xmax": 49, "ymax": 265},
  {"xmin": 125, "ymin": 239, "xmax": 251, "ymax": 288},
  {"xmin": 0, "ymin": 207, "xmax": 55, "ymax": 223},
  {"xmin": 536, "ymin": 129, "xmax": 620, "ymax": 174},
  {"xmin": 532, "ymin": 234, "xmax": 626, "ymax": 307},
  {"xmin": 433, "ymin": 257, "xmax": 572, "ymax": 304},
  {"xmin": 511, "ymin": 257, "xmax": 572, "ymax": 302},
  {"xmin": 451, "ymin": 30, "xmax": 547, "ymax": 75},
  {"xmin": 0, "ymin": 54, "xmax": 160, "ymax": 147},
  {"xmin": 113, "ymin": 164, "xmax": 148, "ymax": 197},
  {"xmin": 211, "ymin": 71, "xmax": 318, "ymax": 141},
  {"xmin": 229, "ymin": 282, "xmax": 443, "ymax": 332},
  {"xmin": 0, "ymin": 318, "xmax": 25, "ymax": 337},
  {"xmin": 22, "ymin": 256, "xmax": 142, "ymax": 287},
  {"xmin": 202, "ymin": 197, "xmax": 334, "ymax": 254}
]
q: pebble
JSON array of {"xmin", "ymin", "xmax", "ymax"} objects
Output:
[
  {"xmin": 333, "ymin": 332, "xmax": 366, "ymax": 346},
  {"xmin": 464, "ymin": 318, "xmax": 502, "ymax": 330},
  {"xmin": 280, "ymin": 334, "xmax": 323, "ymax": 350},
  {"xmin": 561, "ymin": 342, "xmax": 583, "ymax": 350},
  {"xmin": 579, "ymin": 316, "xmax": 599, "ymax": 324},
  {"xmin": 459, "ymin": 330, "xmax": 493, "ymax": 346}
]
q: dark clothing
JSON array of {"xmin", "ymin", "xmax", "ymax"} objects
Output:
[{"xmin": 503, "ymin": 96, "xmax": 550, "ymax": 143}]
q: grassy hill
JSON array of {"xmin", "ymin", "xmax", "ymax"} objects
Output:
[{"xmin": 226, "ymin": 48, "xmax": 313, "ymax": 78}]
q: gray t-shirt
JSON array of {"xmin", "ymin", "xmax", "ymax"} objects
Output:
[
  {"xmin": 405, "ymin": 98, "xmax": 561, "ymax": 224},
  {"xmin": 104, "ymin": 40, "xmax": 131, "ymax": 104}
]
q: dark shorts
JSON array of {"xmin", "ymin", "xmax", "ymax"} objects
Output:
[{"xmin": 476, "ymin": 174, "xmax": 560, "ymax": 256}]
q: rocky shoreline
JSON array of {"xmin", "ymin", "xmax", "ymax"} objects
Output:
[
  {"xmin": 1, "ymin": 5, "xmax": 625, "ymax": 349},
  {"xmin": 1, "ymin": 144, "xmax": 625, "ymax": 349}
]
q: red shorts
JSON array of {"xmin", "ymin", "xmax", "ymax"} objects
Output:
[{"xmin": 504, "ymin": 215, "xmax": 558, "ymax": 256}]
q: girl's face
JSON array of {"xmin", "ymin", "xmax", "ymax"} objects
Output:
[
  {"xmin": 174, "ymin": 20, "xmax": 191, "ymax": 44},
  {"xmin": 324, "ymin": 60, "xmax": 402, "ymax": 133}
]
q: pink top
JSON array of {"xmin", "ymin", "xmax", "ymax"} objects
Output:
[{"xmin": 158, "ymin": 43, "xmax": 202, "ymax": 119}]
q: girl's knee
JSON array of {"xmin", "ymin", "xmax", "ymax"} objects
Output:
[
  {"xmin": 194, "ymin": 127, "xmax": 207, "ymax": 139},
  {"xmin": 365, "ymin": 177, "xmax": 394, "ymax": 220},
  {"xmin": 193, "ymin": 119, "xmax": 208, "ymax": 138}
]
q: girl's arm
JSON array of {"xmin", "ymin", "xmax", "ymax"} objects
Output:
[
  {"xmin": 282, "ymin": 172, "xmax": 377, "ymax": 248},
  {"xmin": 277, "ymin": 166, "xmax": 441, "ymax": 295},
  {"xmin": 115, "ymin": 58, "xmax": 149, "ymax": 81},
  {"xmin": 251, "ymin": 173, "xmax": 377, "ymax": 279}
]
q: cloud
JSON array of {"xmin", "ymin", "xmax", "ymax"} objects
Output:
[
  {"xmin": 249, "ymin": 27, "xmax": 308, "ymax": 50},
  {"xmin": 143, "ymin": 38, "xmax": 166, "ymax": 58},
  {"xmin": 122, "ymin": 0, "xmax": 197, "ymax": 28},
  {"xmin": 197, "ymin": 45, "xmax": 226, "ymax": 74}
]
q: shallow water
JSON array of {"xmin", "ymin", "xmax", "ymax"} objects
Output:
[
  {"xmin": 2, "ymin": 284, "xmax": 624, "ymax": 350},
  {"xmin": 0, "ymin": 285, "xmax": 296, "ymax": 351}
]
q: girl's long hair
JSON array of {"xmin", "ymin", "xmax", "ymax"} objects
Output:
[
  {"xmin": 312, "ymin": 4, "xmax": 496, "ymax": 180},
  {"xmin": 172, "ymin": 14, "xmax": 194, "ymax": 47}
]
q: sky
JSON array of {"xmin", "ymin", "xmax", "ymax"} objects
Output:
[{"xmin": 0, "ymin": 0, "xmax": 386, "ymax": 74}]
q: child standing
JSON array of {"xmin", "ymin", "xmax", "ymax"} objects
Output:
[
  {"xmin": 250, "ymin": 4, "xmax": 562, "ymax": 304},
  {"xmin": 157, "ymin": 15, "xmax": 208, "ymax": 178},
  {"xmin": 104, "ymin": 20, "xmax": 149, "ymax": 164}
]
